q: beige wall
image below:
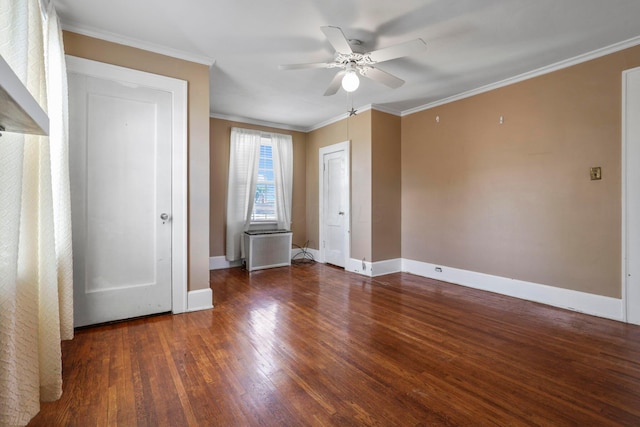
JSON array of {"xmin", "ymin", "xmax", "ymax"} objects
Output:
[
  {"xmin": 64, "ymin": 31, "xmax": 211, "ymax": 291},
  {"xmin": 372, "ymin": 110, "xmax": 402, "ymax": 262},
  {"xmin": 402, "ymin": 44, "xmax": 640, "ymax": 298},
  {"xmin": 209, "ymin": 118, "xmax": 307, "ymax": 256},
  {"xmin": 64, "ymin": 31, "xmax": 637, "ymax": 302},
  {"xmin": 306, "ymin": 111, "xmax": 373, "ymax": 262}
]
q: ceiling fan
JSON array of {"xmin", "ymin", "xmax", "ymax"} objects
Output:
[{"xmin": 279, "ymin": 26, "xmax": 427, "ymax": 96}]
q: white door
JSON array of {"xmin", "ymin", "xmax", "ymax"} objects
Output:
[
  {"xmin": 320, "ymin": 142, "xmax": 350, "ymax": 267},
  {"xmin": 625, "ymin": 66, "xmax": 640, "ymax": 325},
  {"xmin": 68, "ymin": 71, "xmax": 173, "ymax": 327}
]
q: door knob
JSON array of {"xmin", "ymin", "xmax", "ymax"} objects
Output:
[
  {"xmin": 160, "ymin": 213, "xmax": 169, "ymax": 220},
  {"xmin": 338, "ymin": 211, "xmax": 344, "ymax": 216}
]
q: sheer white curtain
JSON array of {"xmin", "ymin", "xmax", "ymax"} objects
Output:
[
  {"xmin": 226, "ymin": 128, "xmax": 261, "ymax": 261},
  {"xmin": 45, "ymin": 1, "xmax": 74, "ymax": 343},
  {"xmin": 0, "ymin": 0, "xmax": 73, "ymax": 425},
  {"xmin": 271, "ymin": 133, "xmax": 293, "ymax": 231}
]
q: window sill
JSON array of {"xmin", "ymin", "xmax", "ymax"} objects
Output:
[{"xmin": 249, "ymin": 222, "xmax": 278, "ymax": 232}]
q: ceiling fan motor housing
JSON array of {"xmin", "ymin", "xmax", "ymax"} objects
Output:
[{"xmin": 335, "ymin": 52, "xmax": 375, "ymax": 72}]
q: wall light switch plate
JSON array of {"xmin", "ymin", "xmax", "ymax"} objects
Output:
[{"xmin": 590, "ymin": 167, "xmax": 602, "ymax": 180}]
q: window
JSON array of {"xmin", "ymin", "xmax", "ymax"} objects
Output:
[
  {"xmin": 226, "ymin": 127, "xmax": 292, "ymax": 261},
  {"xmin": 252, "ymin": 137, "xmax": 277, "ymax": 222}
]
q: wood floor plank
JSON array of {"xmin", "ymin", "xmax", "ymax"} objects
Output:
[{"xmin": 29, "ymin": 263, "xmax": 640, "ymax": 426}]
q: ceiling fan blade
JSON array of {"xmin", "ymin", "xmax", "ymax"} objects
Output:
[
  {"xmin": 324, "ymin": 71, "xmax": 346, "ymax": 96},
  {"xmin": 321, "ymin": 26, "xmax": 353, "ymax": 54},
  {"xmin": 361, "ymin": 67, "xmax": 405, "ymax": 89},
  {"xmin": 367, "ymin": 38, "xmax": 426, "ymax": 63},
  {"xmin": 279, "ymin": 62, "xmax": 333, "ymax": 70}
]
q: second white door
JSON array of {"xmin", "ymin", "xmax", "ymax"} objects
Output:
[
  {"xmin": 68, "ymin": 68, "xmax": 173, "ymax": 327},
  {"xmin": 321, "ymin": 142, "xmax": 350, "ymax": 267}
]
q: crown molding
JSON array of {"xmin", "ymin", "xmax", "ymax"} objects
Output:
[
  {"xmin": 306, "ymin": 111, "xmax": 350, "ymax": 132},
  {"xmin": 370, "ymin": 104, "xmax": 402, "ymax": 116},
  {"xmin": 310, "ymin": 36, "xmax": 640, "ymax": 128},
  {"xmin": 402, "ymin": 35, "xmax": 640, "ymax": 116},
  {"xmin": 212, "ymin": 104, "xmax": 397, "ymax": 133},
  {"xmin": 306, "ymin": 104, "xmax": 401, "ymax": 132},
  {"xmin": 209, "ymin": 113, "xmax": 308, "ymax": 133},
  {"xmin": 62, "ymin": 23, "xmax": 215, "ymax": 67},
  {"xmin": 306, "ymin": 104, "xmax": 375, "ymax": 132},
  {"xmin": 221, "ymin": 34, "xmax": 640, "ymax": 133}
]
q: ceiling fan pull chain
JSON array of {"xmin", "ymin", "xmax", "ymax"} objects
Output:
[{"xmin": 346, "ymin": 92, "xmax": 357, "ymax": 117}]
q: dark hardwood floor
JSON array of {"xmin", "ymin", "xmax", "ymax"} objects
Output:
[{"xmin": 30, "ymin": 263, "xmax": 640, "ymax": 426}]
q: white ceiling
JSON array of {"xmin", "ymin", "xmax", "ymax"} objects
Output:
[{"xmin": 54, "ymin": 0, "xmax": 640, "ymax": 131}]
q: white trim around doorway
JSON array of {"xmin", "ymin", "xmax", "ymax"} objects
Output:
[
  {"xmin": 318, "ymin": 141, "xmax": 351, "ymax": 266},
  {"xmin": 65, "ymin": 55, "xmax": 189, "ymax": 314}
]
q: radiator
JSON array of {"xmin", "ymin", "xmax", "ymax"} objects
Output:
[{"xmin": 244, "ymin": 230, "xmax": 292, "ymax": 271}]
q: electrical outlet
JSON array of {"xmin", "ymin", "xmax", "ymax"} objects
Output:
[{"xmin": 590, "ymin": 167, "xmax": 602, "ymax": 180}]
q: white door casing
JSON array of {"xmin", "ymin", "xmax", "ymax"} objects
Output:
[
  {"xmin": 66, "ymin": 56, "xmax": 187, "ymax": 326},
  {"xmin": 319, "ymin": 141, "xmax": 350, "ymax": 267},
  {"xmin": 623, "ymin": 66, "xmax": 640, "ymax": 325}
]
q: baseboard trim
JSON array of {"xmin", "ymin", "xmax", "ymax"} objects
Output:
[
  {"xmin": 346, "ymin": 258, "xmax": 373, "ymax": 276},
  {"xmin": 209, "ymin": 256, "xmax": 242, "ymax": 270},
  {"xmin": 345, "ymin": 258, "xmax": 402, "ymax": 277},
  {"xmin": 187, "ymin": 288, "xmax": 213, "ymax": 312},
  {"xmin": 372, "ymin": 258, "xmax": 402, "ymax": 277},
  {"xmin": 402, "ymin": 259, "xmax": 624, "ymax": 321},
  {"xmin": 211, "ymin": 253, "xmax": 623, "ymax": 320}
]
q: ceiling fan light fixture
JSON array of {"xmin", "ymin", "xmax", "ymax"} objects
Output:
[
  {"xmin": 342, "ymin": 69, "xmax": 360, "ymax": 92},
  {"xmin": 280, "ymin": 26, "xmax": 425, "ymax": 96}
]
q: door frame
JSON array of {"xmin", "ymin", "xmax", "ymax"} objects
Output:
[
  {"xmin": 66, "ymin": 55, "xmax": 188, "ymax": 314},
  {"xmin": 318, "ymin": 141, "xmax": 350, "ymax": 265},
  {"xmin": 622, "ymin": 66, "xmax": 640, "ymax": 324}
]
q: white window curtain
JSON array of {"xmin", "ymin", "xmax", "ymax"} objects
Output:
[
  {"xmin": 226, "ymin": 128, "xmax": 261, "ymax": 261},
  {"xmin": 0, "ymin": 0, "xmax": 73, "ymax": 425},
  {"xmin": 271, "ymin": 133, "xmax": 293, "ymax": 231}
]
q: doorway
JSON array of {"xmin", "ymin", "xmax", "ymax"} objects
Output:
[
  {"xmin": 319, "ymin": 141, "xmax": 350, "ymax": 267},
  {"xmin": 66, "ymin": 56, "xmax": 188, "ymax": 327},
  {"xmin": 624, "ymin": 66, "xmax": 640, "ymax": 325}
]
